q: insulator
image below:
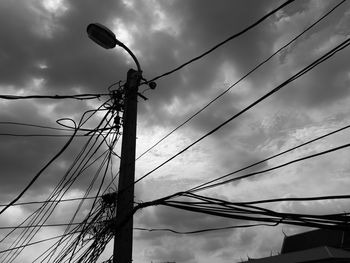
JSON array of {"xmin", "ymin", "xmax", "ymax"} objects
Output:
[{"xmin": 148, "ymin": 81, "xmax": 157, "ymax": 89}]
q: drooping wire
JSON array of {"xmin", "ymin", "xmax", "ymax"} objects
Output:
[
  {"xmin": 0, "ymin": 118, "xmax": 78, "ymax": 216},
  {"xmin": 0, "ymin": 93, "xmax": 109, "ymax": 100},
  {"xmin": 0, "ymin": 79, "xmax": 126, "ymax": 262},
  {"xmin": 31, "ymin": 91, "xmax": 122, "ymax": 262},
  {"xmin": 30, "ymin": 113, "xmax": 118, "ymax": 263},
  {"xmin": 158, "ymin": 193, "xmax": 350, "ymax": 231},
  {"xmin": 136, "ymin": 0, "xmax": 346, "ymax": 161},
  {"xmin": 0, "ymin": 98, "xmax": 119, "ymax": 262},
  {"xmin": 0, "ymin": 231, "xmax": 83, "ymax": 255},
  {"xmin": 187, "ymin": 123, "xmax": 350, "ymax": 193},
  {"xmin": 143, "ymin": 0, "xmax": 297, "ymax": 84},
  {"xmin": 0, "ymin": 196, "xmax": 102, "ymax": 207},
  {"xmin": 189, "ymin": 140, "xmax": 350, "ymax": 193},
  {"xmin": 0, "ymin": 222, "xmax": 89, "ymax": 230},
  {"xmin": 133, "ymin": 222, "xmax": 278, "ymax": 235},
  {"xmin": 133, "ymin": 36, "xmax": 350, "ymax": 186}
]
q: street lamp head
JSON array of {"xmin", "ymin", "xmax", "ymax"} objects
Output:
[
  {"xmin": 87, "ymin": 22, "xmax": 142, "ymax": 72},
  {"xmin": 87, "ymin": 23, "xmax": 123, "ymax": 49}
]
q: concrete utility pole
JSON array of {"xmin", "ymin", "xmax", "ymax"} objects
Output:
[
  {"xmin": 87, "ymin": 23, "xmax": 155, "ymax": 263},
  {"xmin": 114, "ymin": 69, "xmax": 141, "ymax": 263}
]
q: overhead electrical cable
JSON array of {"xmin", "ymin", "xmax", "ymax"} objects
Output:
[
  {"xmin": 187, "ymin": 123, "xmax": 350, "ymax": 193},
  {"xmin": 0, "ymin": 133, "xmax": 118, "ymax": 137},
  {"xmin": 0, "ymin": 100, "xmax": 117, "ymax": 262},
  {"xmin": 0, "ymin": 121, "xmax": 74, "ymax": 131},
  {"xmin": 0, "ymin": 231, "xmax": 82, "ymax": 255},
  {"xmin": 4, "ymin": 143, "xmax": 112, "ymax": 262},
  {"xmin": 133, "ymin": 222, "xmax": 278, "ymax": 234},
  {"xmin": 0, "ymin": 196, "xmax": 100, "ymax": 207},
  {"xmin": 234, "ymin": 194, "xmax": 350, "ymax": 205},
  {"xmin": 133, "ymin": 36, "xmax": 350, "ymax": 186},
  {"xmin": 9, "ymin": 117, "xmax": 116, "ymax": 262},
  {"xmin": 0, "ymin": 119, "xmax": 78, "ymax": 216},
  {"xmin": 0, "ymin": 222, "xmax": 89, "ymax": 230},
  {"xmin": 144, "ymin": 0, "xmax": 297, "ymax": 84},
  {"xmin": 189, "ymin": 140, "xmax": 350, "ymax": 193},
  {"xmin": 0, "ymin": 93, "xmax": 109, "ymax": 100},
  {"xmin": 158, "ymin": 193, "xmax": 350, "ymax": 231},
  {"xmin": 28, "ymin": 104, "xmax": 120, "ymax": 262},
  {"xmin": 136, "ymin": 0, "xmax": 346, "ymax": 161},
  {"xmin": 0, "ymin": 89, "xmax": 120, "ymax": 262},
  {"xmin": 0, "ymin": 128, "xmax": 104, "ymax": 263}
]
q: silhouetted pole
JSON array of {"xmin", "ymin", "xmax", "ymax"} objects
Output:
[{"xmin": 114, "ymin": 68, "xmax": 141, "ymax": 263}]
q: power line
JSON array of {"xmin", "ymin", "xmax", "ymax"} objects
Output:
[
  {"xmin": 133, "ymin": 222, "xmax": 278, "ymax": 235},
  {"xmin": 133, "ymin": 36, "xmax": 350, "ymax": 186},
  {"xmin": 0, "ymin": 123, "xmax": 78, "ymax": 216},
  {"xmin": 135, "ymin": 0, "xmax": 346, "ymax": 161},
  {"xmin": 187, "ymin": 123, "xmax": 350, "ymax": 193},
  {"xmin": 144, "ymin": 0, "xmax": 297, "ymax": 84},
  {"xmin": 0, "ymin": 121, "xmax": 73, "ymax": 131},
  {"xmin": 190, "ymin": 140, "xmax": 350, "ymax": 193},
  {"xmin": 236, "ymin": 194, "xmax": 350, "ymax": 205},
  {"xmin": 0, "ymin": 93, "xmax": 109, "ymax": 100},
  {"xmin": 0, "ymin": 133, "xmax": 94, "ymax": 137},
  {"xmin": 0, "ymin": 196, "xmax": 100, "ymax": 207},
  {"xmin": 0, "ymin": 96, "xmax": 119, "ymax": 262},
  {"xmin": 0, "ymin": 101, "xmax": 116, "ymax": 261},
  {"xmin": 0, "ymin": 222, "xmax": 85, "ymax": 230},
  {"xmin": 132, "ymin": 193, "xmax": 350, "ymax": 234},
  {"xmin": 0, "ymin": 121, "xmax": 117, "ymax": 137},
  {"xmin": 0, "ymin": 231, "xmax": 82, "ymax": 254},
  {"xmin": 0, "ymin": 133, "xmax": 116, "ymax": 137},
  {"xmin": 159, "ymin": 193, "xmax": 350, "ymax": 231}
]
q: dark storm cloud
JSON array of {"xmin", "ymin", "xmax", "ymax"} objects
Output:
[
  {"xmin": 0, "ymin": 0, "xmax": 130, "ymax": 92},
  {"xmin": 0, "ymin": 101, "xmax": 65, "ymax": 195},
  {"xmin": 126, "ymin": 0, "xmax": 282, "ymax": 128},
  {"xmin": 279, "ymin": 46, "xmax": 350, "ymax": 108},
  {"xmin": 0, "ymin": 1, "xmax": 41, "ymax": 86},
  {"xmin": 265, "ymin": 2, "xmax": 350, "ymax": 109}
]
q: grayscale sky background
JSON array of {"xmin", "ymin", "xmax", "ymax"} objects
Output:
[{"xmin": 1, "ymin": 0, "xmax": 350, "ymax": 262}]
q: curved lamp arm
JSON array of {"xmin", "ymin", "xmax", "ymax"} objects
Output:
[{"xmin": 119, "ymin": 43, "xmax": 142, "ymax": 73}]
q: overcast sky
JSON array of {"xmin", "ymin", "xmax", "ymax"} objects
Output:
[{"xmin": 1, "ymin": 0, "xmax": 350, "ymax": 262}]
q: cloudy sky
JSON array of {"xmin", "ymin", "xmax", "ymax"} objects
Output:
[{"xmin": 1, "ymin": 0, "xmax": 350, "ymax": 262}]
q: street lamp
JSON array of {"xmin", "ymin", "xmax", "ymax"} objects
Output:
[{"xmin": 87, "ymin": 23, "xmax": 142, "ymax": 73}]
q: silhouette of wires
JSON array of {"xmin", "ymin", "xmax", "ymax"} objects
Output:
[
  {"xmin": 0, "ymin": 84, "xmax": 124, "ymax": 262},
  {"xmin": 0, "ymin": 196, "xmax": 101, "ymax": 207},
  {"xmin": 0, "ymin": 121, "xmax": 119, "ymax": 137},
  {"xmin": 0, "ymin": 118, "xmax": 78, "ymax": 216},
  {"xmin": 135, "ymin": 0, "xmax": 346, "ymax": 161},
  {"xmin": 188, "ymin": 140, "xmax": 350, "ymax": 193},
  {"xmin": 133, "ymin": 35, "xmax": 350, "ymax": 186},
  {"xmin": 133, "ymin": 222, "xmax": 278, "ymax": 235},
  {"xmin": 0, "ymin": 93, "xmax": 109, "ymax": 100},
  {"xmin": 157, "ymin": 193, "xmax": 350, "ymax": 231},
  {"xmin": 0, "ymin": 231, "xmax": 83, "ymax": 255},
  {"xmin": 144, "ymin": 0, "xmax": 297, "ymax": 84},
  {"xmin": 186, "ymin": 123, "xmax": 350, "ymax": 193}
]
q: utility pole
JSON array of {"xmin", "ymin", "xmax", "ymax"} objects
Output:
[
  {"xmin": 87, "ymin": 22, "xmax": 155, "ymax": 263},
  {"xmin": 113, "ymin": 68, "xmax": 141, "ymax": 263}
]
